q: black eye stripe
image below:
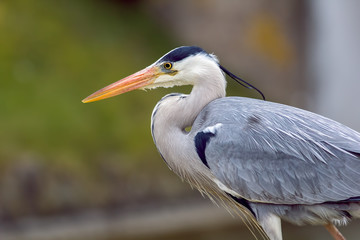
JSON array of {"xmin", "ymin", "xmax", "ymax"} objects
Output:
[{"xmin": 158, "ymin": 46, "xmax": 207, "ymax": 63}]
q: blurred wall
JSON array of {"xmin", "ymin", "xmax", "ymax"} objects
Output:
[
  {"xmin": 146, "ymin": 0, "xmax": 360, "ymax": 132},
  {"xmin": 146, "ymin": 0, "xmax": 307, "ymax": 105},
  {"xmin": 307, "ymin": 0, "xmax": 360, "ymax": 131}
]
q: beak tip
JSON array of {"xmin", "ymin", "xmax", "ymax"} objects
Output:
[
  {"xmin": 82, "ymin": 66, "xmax": 156, "ymax": 104},
  {"xmin": 82, "ymin": 97, "xmax": 91, "ymax": 103}
]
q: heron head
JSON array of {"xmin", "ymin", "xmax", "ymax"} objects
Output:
[{"xmin": 82, "ymin": 46, "xmax": 219, "ymax": 103}]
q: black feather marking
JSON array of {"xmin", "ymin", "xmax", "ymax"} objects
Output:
[
  {"xmin": 341, "ymin": 211, "xmax": 352, "ymax": 219},
  {"xmin": 348, "ymin": 151, "xmax": 360, "ymax": 158},
  {"xmin": 227, "ymin": 194, "xmax": 256, "ymax": 218},
  {"xmin": 194, "ymin": 131, "xmax": 215, "ymax": 169},
  {"xmin": 339, "ymin": 196, "xmax": 360, "ymax": 203},
  {"xmin": 158, "ymin": 46, "xmax": 208, "ymax": 63},
  {"xmin": 325, "ymin": 196, "xmax": 360, "ymax": 204},
  {"xmin": 247, "ymin": 115, "xmax": 262, "ymax": 125}
]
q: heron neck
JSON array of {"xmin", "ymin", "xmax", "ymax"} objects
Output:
[
  {"xmin": 183, "ymin": 80, "xmax": 226, "ymax": 128},
  {"xmin": 151, "ymin": 71, "xmax": 226, "ymax": 176}
]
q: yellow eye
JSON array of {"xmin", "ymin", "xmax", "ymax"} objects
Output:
[{"xmin": 163, "ymin": 62, "xmax": 172, "ymax": 70}]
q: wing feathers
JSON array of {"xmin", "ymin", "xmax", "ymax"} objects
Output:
[{"xmin": 192, "ymin": 97, "xmax": 360, "ymax": 205}]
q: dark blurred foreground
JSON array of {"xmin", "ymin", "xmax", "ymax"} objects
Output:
[{"xmin": 0, "ymin": 198, "xmax": 359, "ymax": 240}]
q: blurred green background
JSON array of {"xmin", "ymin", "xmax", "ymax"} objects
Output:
[
  {"xmin": 1, "ymin": 0, "xmax": 359, "ymax": 239},
  {"xmin": 0, "ymin": 0, "xmax": 178, "ymax": 217}
]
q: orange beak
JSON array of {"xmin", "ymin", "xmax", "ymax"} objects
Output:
[{"xmin": 82, "ymin": 66, "xmax": 159, "ymax": 103}]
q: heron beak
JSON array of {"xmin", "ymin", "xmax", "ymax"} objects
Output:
[{"xmin": 82, "ymin": 66, "xmax": 159, "ymax": 103}]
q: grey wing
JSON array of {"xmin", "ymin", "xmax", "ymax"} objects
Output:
[{"xmin": 193, "ymin": 97, "xmax": 360, "ymax": 205}]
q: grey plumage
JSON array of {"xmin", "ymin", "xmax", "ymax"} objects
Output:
[
  {"xmin": 192, "ymin": 97, "xmax": 360, "ymax": 228},
  {"xmin": 83, "ymin": 46, "xmax": 360, "ymax": 240},
  {"xmin": 194, "ymin": 97, "xmax": 360, "ymax": 205},
  {"xmin": 151, "ymin": 93, "xmax": 360, "ymax": 240}
]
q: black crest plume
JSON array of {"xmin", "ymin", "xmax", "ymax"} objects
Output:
[
  {"xmin": 219, "ymin": 65, "xmax": 265, "ymax": 100},
  {"xmin": 158, "ymin": 46, "xmax": 266, "ymax": 100}
]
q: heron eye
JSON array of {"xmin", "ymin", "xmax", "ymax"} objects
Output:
[{"xmin": 163, "ymin": 62, "xmax": 172, "ymax": 70}]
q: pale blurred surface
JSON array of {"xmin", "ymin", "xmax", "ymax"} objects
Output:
[{"xmin": 0, "ymin": 0, "xmax": 359, "ymax": 239}]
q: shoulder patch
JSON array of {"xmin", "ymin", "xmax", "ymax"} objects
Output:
[
  {"xmin": 203, "ymin": 123, "xmax": 222, "ymax": 134},
  {"xmin": 194, "ymin": 130, "xmax": 215, "ymax": 168}
]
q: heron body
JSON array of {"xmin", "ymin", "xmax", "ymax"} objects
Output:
[{"xmin": 83, "ymin": 46, "xmax": 360, "ymax": 240}]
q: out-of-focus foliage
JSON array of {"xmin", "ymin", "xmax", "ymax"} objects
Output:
[{"xmin": 0, "ymin": 0, "xmax": 190, "ymax": 219}]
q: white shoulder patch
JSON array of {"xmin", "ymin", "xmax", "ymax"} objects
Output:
[{"xmin": 203, "ymin": 123, "xmax": 223, "ymax": 134}]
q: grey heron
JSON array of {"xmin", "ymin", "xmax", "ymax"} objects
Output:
[{"xmin": 83, "ymin": 46, "xmax": 360, "ymax": 240}]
